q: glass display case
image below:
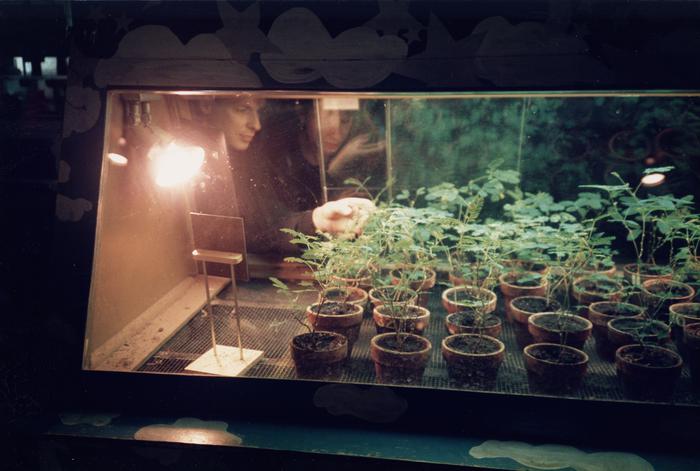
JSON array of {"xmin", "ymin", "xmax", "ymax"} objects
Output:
[{"xmin": 85, "ymin": 89, "xmax": 700, "ymax": 411}]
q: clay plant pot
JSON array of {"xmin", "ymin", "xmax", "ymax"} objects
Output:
[
  {"xmin": 507, "ymin": 296, "xmax": 561, "ymax": 349},
  {"xmin": 574, "ymin": 260, "xmax": 617, "ymax": 278},
  {"xmin": 669, "ymin": 303, "xmax": 700, "ymax": 357},
  {"xmin": 523, "ymin": 343, "xmax": 589, "ymax": 394},
  {"xmin": 319, "ymin": 286, "xmax": 368, "ymax": 309},
  {"xmin": 373, "ymin": 304, "xmax": 430, "ymax": 336},
  {"xmin": 615, "ymin": 344, "xmax": 683, "ymax": 400},
  {"xmin": 683, "ymin": 322, "xmax": 700, "ymax": 388},
  {"xmin": 499, "ymin": 271, "xmax": 548, "ymax": 299},
  {"xmin": 641, "ymin": 279, "xmax": 695, "ymax": 322},
  {"xmin": 370, "ymin": 333, "xmax": 432, "ymax": 385},
  {"xmin": 607, "ymin": 317, "xmax": 671, "ymax": 354},
  {"xmin": 390, "ymin": 267, "xmax": 436, "ymax": 306},
  {"xmin": 571, "ymin": 276, "xmax": 623, "ymax": 307},
  {"xmin": 588, "ymin": 302, "xmax": 644, "ymax": 361},
  {"xmin": 290, "ymin": 331, "xmax": 348, "ymax": 379},
  {"xmin": 448, "ymin": 264, "xmax": 495, "ymax": 287},
  {"xmin": 331, "ymin": 271, "xmax": 372, "ymax": 291},
  {"xmin": 442, "ymin": 334, "xmax": 505, "ymax": 388},
  {"xmin": 368, "ymin": 286, "xmax": 418, "ymax": 310},
  {"xmin": 528, "ymin": 313, "xmax": 592, "ymax": 350},
  {"xmin": 306, "ymin": 302, "xmax": 364, "ymax": 359},
  {"xmin": 502, "ymin": 259, "xmax": 550, "ymax": 274},
  {"xmin": 441, "ymin": 286, "xmax": 497, "ymax": 315},
  {"xmin": 445, "ymin": 310, "xmax": 502, "ymax": 338},
  {"xmin": 623, "ymin": 263, "xmax": 673, "ymax": 285}
]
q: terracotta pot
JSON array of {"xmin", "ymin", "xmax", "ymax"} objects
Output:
[
  {"xmin": 641, "ymin": 279, "xmax": 695, "ymax": 321},
  {"xmin": 441, "ymin": 286, "xmax": 497, "ymax": 315},
  {"xmin": 588, "ymin": 302, "xmax": 644, "ymax": 361},
  {"xmin": 331, "ymin": 272, "xmax": 372, "ymax": 290},
  {"xmin": 607, "ymin": 317, "xmax": 671, "ymax": 353},
  {"xmin": 499, "ymin": 271, "xmax": 548, "ymax": 299},
  {"xmin": 368, "ymin": 286, "xmax": 418, "ymax": 310},
  {"xmin": 683, "ymin": 322, "xmax": 700, "ymax": 388},
  {"xmin": 290, "ymin": 331, "xmax": 348, "ymax": 379},
  {"xmin": 442, "ymin": 334, "xmax": 505, "ymax": 388},
  {"xmin": 623, "ymin": 263, "xmax": 673, "ymax": 285},
  {"xmin": 373, "ymin": 304, "xmax": 430, "ymax": 336},
  {"xmin": 574, "ymin": 261, "xmax": 617, "ymax": 278},
  {"xmin": 523, "ymin": 343, "xmax": 588, "ymax": 394},
  {"xmin": 318, "ymin": 286, "xmax": 368, "ymax": 308},
  {"xmin": 669, "ymin": 303, "xmax": 700, "ymax": 357},
  {"xmin": 507, "ymin": 296, "xmax": 561, "ymax": 349},
  {"xmin": 449, "ymin": 264, "xmax": 498, "ymax": 287},
  {"xmin": 370, "ymin": 333, "xmax": 432, "ymax": 384},
  {"xmin": 528, "ymin": 313, "xmax": 592, "ymax": 350},
  {"xmin": 502, "ymin": 259, "xmax": 550, "ymax": 274},
  {"xmin": 445, "ymin": 311, "xmax": 502, "ymax": 338},
  {"xmin": 615, "ymin": 344, "xmax": 683, "ymax": 400},
  {"xmin": 390, "ymin": 267, "xmax": 436, "ymax": 306},
  {"xmin": 306, "ymin": 302, "xmax": 364, "ymax": 358},
  {"xmin": 571, "ymin": 276, "xmax": 623, "ymax": 306}
]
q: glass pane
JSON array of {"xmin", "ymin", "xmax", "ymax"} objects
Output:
[{"xmin": 86, "ymin": 90, "xmax": 700, "ymax": 409}]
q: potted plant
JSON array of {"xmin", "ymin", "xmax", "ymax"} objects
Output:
[
  {"xmin": 528, "ymin": 312, "xmax": 592, "ymax": 350},
  {"xmin": 669, "ymin": 302, "xmax": 700, "ymax": 356},
  {"xmin": 571, "ymin": 274, "xmax": 624, "ymax": 306},
  {"xmin": 523, "ymin": 343, "xmax": 589, "ymax": 394},
  {"xmin": 588, "ymin": 301, "xmax": 644, "ymax": 360},
  {"xmin": 507, "ymin": 296, "xmax": 561, "ymax": 348},
  {"xmin": 607, "ymin": 317, "xmax": 671, "ymax": 354},
  {"xmin": 370, "ymin": 331, "xmax": 432, "ymax": 385},
  {"xmin": 641, "ymin": 279, "xmax": 695, "ymax": 322},
  {"xmin": 442, "ymin": 333, "xmax": 505, "ymax": 389},
  {"xmin": 615, "ymin": 342, "xmax": 683, "ymax": 400},
  {"xmin": 683, "ymin": 322, "xmax": 700, "ymax": 387}
]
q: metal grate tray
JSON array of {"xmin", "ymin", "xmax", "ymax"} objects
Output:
[{"xmin": 140, "ymin": 287, "xmax": 700, "ymax": 406}]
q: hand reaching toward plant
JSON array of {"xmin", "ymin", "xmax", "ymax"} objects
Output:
[
  {"xmin": 312, "ymin": 197, "xmax": 376, "ymax": 237},
  {"xmin": 327, "ymin": 134, "xmax": 385, "ymax": 179}
]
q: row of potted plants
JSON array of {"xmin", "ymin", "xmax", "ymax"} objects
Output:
[{"xmin": 271, "ymin": 165, "xmax": 700, "ymax": 399}]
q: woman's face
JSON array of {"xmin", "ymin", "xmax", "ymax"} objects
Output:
[
  {"xmin": 308, "ymin": 109, "xmax": 353, "ymax": 157},
  {"xmin": 214, "ymin": 97, "xmax": 263, "ymax": 152}
]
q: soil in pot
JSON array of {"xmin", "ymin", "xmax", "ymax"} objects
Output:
[
  {"xmin": 623, "ymin": 263, "xmax": 673, "ymax": 284},
  {"xmin": 321, "ymin": 287, "xmax": 367, "ymax": 305},
  {"xmin": 683, "ymin": 323, "xmax": 700, "ymax": 388},
  {"xmin": 442, "ymin": 334, "xmax": 505, "ymax": 389},
  {"xmin": 588, "ymin": 302, "xmax": 644, "ymax": 361},
  {"xmin": 370, "ymin": 333, "xmax": 432, "ymax": 385},
  {"xmin": 607, "ymin": 317, "xmax": 670, "ymax": 353},
  {"xmin": 445, "ymin": 310, "xmax": 502, "ymax": 338},
  {"xmin": 528, "ymin": 313, "xmax": 592, "ymax": 349},
  {"xmin": 442, "ymin": 286, "xmax": 497, "ymax": 314},
  {"xmin": 307, "ymin": 302, "xmax": 364, "ymax": 358},
  {"xmin": 291, "ymin": 331, "xmax": 348, "ymax": 379},
  {"xmin": 642, "ymin": 280, "xmax": 695, "ymax": 321},
  {"xmin": 499, "ymin": 271, "xmax": 547, "ymax": 298},
  {"xmin": 524, "ymin": 343, "xmax": 588, "ymax": 394},
  {"xmin": 615, "ymin": 344, "xmax": 683, "ymax": 400},
  {"xmin": 572, "ymin": 276, "xmax": 623, "ymax": 305},
  {"xmin": 373, "ymin": 304, "xmax": 430, "ymax": 335},
  {"xmin": 669, "ymin": 303, "xmax": 700, "ymax": 357},
  {"xmin": 508, "ymin": 296, "xmax": 561, "ymax": 349}
]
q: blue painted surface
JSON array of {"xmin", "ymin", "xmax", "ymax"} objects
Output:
[{"xmin": 46, "ymin": 412, "xmax": 700, "ymax": 470}]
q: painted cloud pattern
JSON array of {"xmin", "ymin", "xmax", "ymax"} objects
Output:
[
  {"xmin": 314, "ymin": 384, "xmax": 407, "ymax": 423},
  {"xmin": 94, "ymin": 25, "xmax": 260, "ymax": 88},
  {"xmin": 470, "ymin": 440, "xmax": 654, "ymax": 471},
  {"xmin": 262, "ymin": 8, "xmax": 407, "ymax": 88},
  {"xmin": 134, "ymin": 417, "xmax": 242, "ymax": 446}
]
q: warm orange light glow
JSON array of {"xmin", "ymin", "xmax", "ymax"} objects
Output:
[
  {"xmin": 107, "ymin": 153, "xmax": 128, "ymax": 166},
  {"xmin": 641, "ymin": 173, "xmax": 666, "ymax": 187},
  {"xmin": 150, "ymin": 142, "xmax": 205, "ymax": 187}
]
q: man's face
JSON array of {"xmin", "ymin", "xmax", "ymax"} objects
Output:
[{"xmin": 215, "ymin": 98, "xmax": 263, "ymax": 152}]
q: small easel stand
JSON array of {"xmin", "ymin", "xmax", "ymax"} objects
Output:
[{"xmin": 185, "ymin": 248, "xmax": 263, "ymax": 376}]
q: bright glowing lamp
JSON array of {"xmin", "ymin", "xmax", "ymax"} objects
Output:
[
  {"xmin": 150, "ymin": 142, "xmax": 205, "ymax": 187},
  {"xmin": 641, "ymin": 173, "xmax": 666, "ymax": 188},
  {"xmin": 107, "ymin": 152, "xmax": 128, "ymax": 166}
]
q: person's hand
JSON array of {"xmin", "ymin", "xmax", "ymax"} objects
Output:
[
  {"xmin": 327, "ymin": 134, "xmax": 385, "ymax": 178},
  {"xmin": 312, "ymin": 197, "xmax": 376, "ymax": 237}
]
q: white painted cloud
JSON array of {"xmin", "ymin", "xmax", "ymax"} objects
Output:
[
  {"xmin": 62, "ymin": 85, "xmax": 101, "ymax": 138},
  {"xmin": 94, "ymin": 25, "xmax": 260, "ymax": 88},
  {"xmin": 314, "ymin": 384, "xmax": 407, "ymax": 423},
  {"xmin": 262, "ymin": 8, "xmax": 407, "ymax": 89},
  {"xmin": 55, "ymin": 194, "xmax": 93, "ymax": 222},
  {"xmin": 470, "ymin": 440, "xmax": 654, "ymax": 471},
  {"xmin": 134, "ymin": 417, "xmax": 242, "ymax": 446},
  {"xmin": 60, "ymin": 412, "xmax": 119, "ymax": 427}
]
